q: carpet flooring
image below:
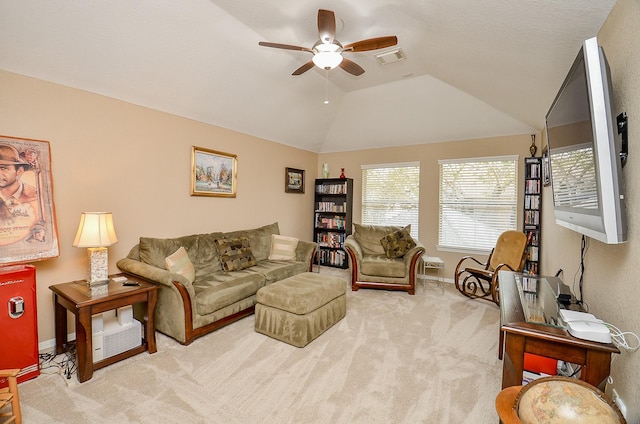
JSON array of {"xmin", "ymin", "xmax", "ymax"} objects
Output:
[{"xmin": 18, "ymin": 276, "xmax": 502, "ymax": 423}]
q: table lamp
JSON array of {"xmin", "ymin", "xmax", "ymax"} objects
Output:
[{"xmin": 73, "ymin": 212, "xmax": 118, "ymax": 285}]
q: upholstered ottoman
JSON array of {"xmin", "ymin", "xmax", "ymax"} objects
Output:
[{"xmin": 255, "ymin": 272, "xmax": 346, "ymax": 347}]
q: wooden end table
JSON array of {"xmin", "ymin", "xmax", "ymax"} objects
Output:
[
  {"xmin": 49, "ymin": 275, "xmax": 158, "ymax": 382},
  {"xmin": 499, "ymin": 271, "xmax": 619, "ymax": 390}
]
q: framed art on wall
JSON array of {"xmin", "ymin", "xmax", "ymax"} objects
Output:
[
  {"xmin": 0, "ymin": 135, "xmax": 60, "ymax": 265},
  {"xmin": 285, "ymin": 167, "xmax": 305, "ymax": 193},
  {"xmin": 190, "ymin": 146, "xmax": 237, "ymax": 197}
]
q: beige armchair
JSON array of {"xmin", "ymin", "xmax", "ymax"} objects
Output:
[{"xmin": 344, "ymin": 224, "xmax": 425, "ymax": 295}]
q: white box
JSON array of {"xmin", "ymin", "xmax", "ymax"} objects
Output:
[
  {"xmin": 102, "ymin": 316, "xmax": 141, "ymax": 360},
  {"xmin": 92, "ymin": 314, "xmax": 142, "ymax": 363},
  {"xmin": 117, "ymin": 305, "xmax": 134, "ymax": 325}
]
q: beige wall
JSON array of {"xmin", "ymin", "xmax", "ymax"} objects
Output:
[
  {"xmin": 0, "ymin": 70, "xmax": 317, "ymax": 344},
  {"xmin": 319, "ymin": 133, "xmax": 535, "ymax": 276},
  {"xmin": 542, "ymin": 0, "xmax": 640, "ymax": 419},
  {"xmin": 2, "ymin": 0, "xmax": 638, "ymax": 417}
]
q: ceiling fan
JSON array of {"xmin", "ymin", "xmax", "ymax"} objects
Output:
[{"xmin": 259, "ymin": 9, "xmax": 398, "ymax": 76}]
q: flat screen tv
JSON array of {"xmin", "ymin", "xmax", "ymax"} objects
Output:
[{"xmin": 545, "ymin": 36, "xmax": 627, "ymax": 244}]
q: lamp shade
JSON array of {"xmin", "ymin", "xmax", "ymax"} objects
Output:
[
  {"xmin": 72, "ymin": 212, "xmax": 118, "ymax": 248},
  {"xmin": 312, "ymin": 42, "xmax": 343, "ymax": 70}
]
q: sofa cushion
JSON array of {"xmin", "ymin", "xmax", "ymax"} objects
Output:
[
  {"xmin": 380, "ymin": 227, "xmax": 416, "ymax": 258},
  {"xmin": 221, "ymin": 222, "xmax": 280, "ymax": 262},
  {"xmin": 139, "ymin": 237, "xmax": 182, "ymax": 269},
  {"xmin": 214, "ymin": 237, "xmax": 257, "ymax": 271},
  {"xmin": 268, "ymin": 234, "xmax": 298, "ymax": 261},
  {"xmin": 353, "ymin": 223, "xmax": 409, "ymax": 256},
  {"xmin": 360, "ymin": 254, "xmax": 407, "ymax": 278},
  {"xmin": 139, "ymin": 234, "xmax": 223, "ymax": 276},
  {"xmin": 164, "ymin": 246, "xmax": 196, "ymax": 283},
  {"xmin": 193, "ymin": 233, "xmax": 224, "ymax": 276},
  {"xmin": 251, "ymin": 260, "xmax": 309, "ymax": 284},
  {"xmin": 193, "ymin": 272, "xmax": 265, "ymax": 315}
]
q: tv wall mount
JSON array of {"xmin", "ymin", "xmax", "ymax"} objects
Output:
[{"xmin": 617, "ymin": 112, "xmax": 628, "ymax": 168}]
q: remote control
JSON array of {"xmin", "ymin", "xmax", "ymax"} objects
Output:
[{"xmin": 123, "ymin": 281, "xmax": 140, "ymax": 286}]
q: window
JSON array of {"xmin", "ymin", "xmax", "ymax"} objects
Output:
[
  {"xmin": 361, "ymin": 162, "xmax": 420, "ymax": 238},
  {"xmin": 438, "ymin": 156, "xmax": 518, "ymax": 252}
]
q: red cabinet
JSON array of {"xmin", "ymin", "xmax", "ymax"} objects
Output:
[{"xmin": 0, "ymin": 265, "xmax": 39, "ymax": 385}]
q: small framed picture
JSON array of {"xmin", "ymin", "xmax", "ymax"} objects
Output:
[
  {"xmin": 542, "ymin": 146, "xmax": 551, "ymax": 187},
  {"xmin": 191, "ymin": 146, "xmax": 237, "ymax": 197},
  {"xmin": 285, "ymin": 167, "xmax": 305, "ymax": 194}
]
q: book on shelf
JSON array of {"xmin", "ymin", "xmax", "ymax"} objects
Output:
[
  {"xmin": 315, "ymin": 182, "xmax": 348, "ymax": 194},
  {"xmin": 527, "ymin": 161, "xmax": 541, "ymax": 179},
  {"xmin": 317, "ymin": 249, "xmax": 346, "ymax": 267},
  {"xmin": 525, "ymin": 179, "xmax": 540, "ymax": 194},
  {"xmin": 524, "ymin": 210, "xmax": 540, "ymax": 225},
  {"xmin": 524, "ymin": 195, "xmax": 540, "ymax": 210},
  {"xmin": 315, "ymin": 215, "xmax": 345, "ymax": 229},
  {"xmin": 316, "ymin": 232, "xmax": 345, "ymax": 248},
  {"xmin": 316, "ymin": 201, "xmax": 347, "ymax": 212}
]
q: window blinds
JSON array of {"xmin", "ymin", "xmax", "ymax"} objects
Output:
[
  {"xmin": 438, "ymin": 156, "xmax": 518, "ymax": 251},
  {"xmin": 361, "ymin": 162, "xmax": 420, "ymax": 238}
]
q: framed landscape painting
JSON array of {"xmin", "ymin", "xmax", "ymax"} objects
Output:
[
  {"xmin": 0, "ymin": 135, "xmax": 60, "ymax": 265},
  {"xmin": 191, "ymin": 146, "xmax": 237, "ymax": 197},
  {"xmin": 285, "ymin": 167, "xmax": 305, "ymax": 193}
]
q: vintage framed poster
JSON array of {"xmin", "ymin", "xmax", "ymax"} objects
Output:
[
  {"xmin": 0, "ymin": 135, "xmax": 59, "ymax": 265},
  {"xmin": 285, "ymin": 167, "xmax": 305, "ymax": 193},
  {"xmin": 190, "ymin": 146, "xmax": 237, "ymax": 197}
]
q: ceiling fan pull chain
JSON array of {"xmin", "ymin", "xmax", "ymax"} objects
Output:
[{"xmin": 324, "ymin": 70, "xmax": 330, "ymax": 104}]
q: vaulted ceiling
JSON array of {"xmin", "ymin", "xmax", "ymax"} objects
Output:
[{"xmin": 0, "ymin": 1, "xmax": 616, "ymax": 152}]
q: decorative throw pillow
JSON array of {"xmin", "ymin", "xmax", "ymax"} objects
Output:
[
  {"xmin": 380, "ymin": 227, "xmax": 416, "ymax": 259},
  {"xmin": 268, "ymin": 234, "xmax": 299, "ymax": 261},
  {"xmin": 214, "ymin": 237, "xmax": 257, "ymax": 271},
  {"xmin": 164, "ymin": 246, "xmax": 196, "ymax": 283}
]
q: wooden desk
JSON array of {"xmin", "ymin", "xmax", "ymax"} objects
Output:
[
  {"xmin": 499, "ymin": 271, "xmax": 619, "ymax": 390},
  {"xmin": 50, "ymin": 276, "xmax": 158, "ymax": 382}
]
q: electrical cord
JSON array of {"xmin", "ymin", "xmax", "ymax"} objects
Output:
[
  {"xmin": 603, "ymin": 322, "xmax": 640, "ymax": 351},
  {"xmin": 39, "ymin": 342, "xmax": 78, "ymax": 378},
  {"xmin": 573, "ymin": 235, "xmax": 588, "ymax": 304}
]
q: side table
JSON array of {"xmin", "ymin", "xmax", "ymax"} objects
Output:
[
  {"xmin": 419, "ymin": 255, "xmax": 445, "ymax": 294},
  {"xmin": 49, "ymin": 275, "xmax": 158, "ymax": 382}
]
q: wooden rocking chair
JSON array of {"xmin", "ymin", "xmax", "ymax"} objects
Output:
[{"xmin": 454, "ymin": 230, "xmax": 528, "ymax": 305}]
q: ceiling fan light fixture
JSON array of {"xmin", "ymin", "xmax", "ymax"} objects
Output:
[
  {"xmin": 312, "ymin": 42, "xmax": 343, "ymax": 70},
  {"xmin": 313, "ymin": 51, "xmax": 343, "ymax": 70}
]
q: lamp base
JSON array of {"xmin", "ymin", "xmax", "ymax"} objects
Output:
[{"xmin": 87, "ymin": 247, "xmax": 109, "ymax": 285}]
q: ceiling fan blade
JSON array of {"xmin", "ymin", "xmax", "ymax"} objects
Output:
[
  {"xmin": 259, "ymin": 41, "xmax": 312, "ymax": 53},
  {"xmin": 343, "ymin": 36, "xmax": 398, "ymax": 52},
  {"xmin": 292, "ymin": 61, "xmax": 315, "ymax": 76},
  {"xmin": 317, "ymin": 9, "xmax": 336, "ymax": 44},
  {"xmin": 339, "ymin": 58, "xmax": 365, "ymax": 76}
]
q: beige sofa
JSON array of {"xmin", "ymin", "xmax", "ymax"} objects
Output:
[
  {"xmin": 344, "ymin": 224, "xmax": 425, "ymax": 295},
  {"xmin": 116, "ymin": 222, "xmax": 316, "ymax": 345}
]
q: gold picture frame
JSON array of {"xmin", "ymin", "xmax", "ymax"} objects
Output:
[
  {"xmin": 0, "ymin": 134, "xmax": 60, "ymax": 265},
  {"xmin": 285, "ymin": 167, "xmax": 305, "ymax": 194},
  {"xmin": 190, "ymin": 146, "xmax": 237, "ymax": 197}
]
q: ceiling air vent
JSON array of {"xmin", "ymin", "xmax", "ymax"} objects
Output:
[{"xmin": 374, "ymin": 48, "xmax": 405, "ymax": 65}]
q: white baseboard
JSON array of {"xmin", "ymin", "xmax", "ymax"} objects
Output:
[{"xmin": 39, "ymin": 333, "xmax": 76, "ymax": 354}]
